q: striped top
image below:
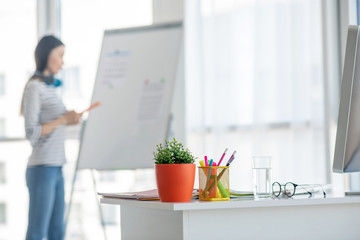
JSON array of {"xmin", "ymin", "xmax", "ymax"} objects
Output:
[{"xmin": 22, "ymin": 79, "xmax": 67, "ymax": 166}]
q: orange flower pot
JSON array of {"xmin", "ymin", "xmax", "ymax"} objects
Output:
[{"xmin": 155, "ymin": 164, "xmax": 195, "ymax": 202}]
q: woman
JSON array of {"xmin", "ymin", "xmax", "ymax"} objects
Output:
[{"xmin": 21, "ymin": 35, "xmax": 82, "ymax": 240}]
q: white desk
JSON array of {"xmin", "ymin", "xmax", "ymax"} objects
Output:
[{"xmin": 100, "ymin": 195, "xmax": 360, "ymax": 240}]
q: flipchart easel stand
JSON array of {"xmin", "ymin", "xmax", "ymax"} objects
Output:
[{"xmin": 65, "ymin": 121, "xmax": 108, "ymax": 240}]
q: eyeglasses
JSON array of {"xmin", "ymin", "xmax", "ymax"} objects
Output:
[{"xmin": 272, "ymin": 182, "xmax": 326, "ymax": 198}]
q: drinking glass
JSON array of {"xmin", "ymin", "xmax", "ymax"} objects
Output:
[{"xmin": 252, "ymin": 156, "xmax": 272, "ymax": 199}]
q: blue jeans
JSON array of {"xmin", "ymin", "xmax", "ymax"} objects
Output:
[{"xmin": 26, "ymin": 166, "xmax": 65, "ymax": 240}]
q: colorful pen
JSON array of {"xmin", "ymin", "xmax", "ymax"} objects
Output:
[
  {"xmin": 226, "ymin": 156, "xmax": 235, "ymax": 166},
  {"xmin": 209, "ymin": 156, "xmax": 235, "ymax": 192},
  {"xmin": 80, "ymin": 101, "xmax": 102, "ymax": 114},
  {"xmin": 218, "ymin": 148, "xmax": 228, "ymax": 166},
  {"xmin": 208, "ymin": 159, "xmax": 217, "ymax": 197},
  {"xmin": 225, "ymin": 151, "xmax": 236, "ymax": 166},
  {"xmin": 205, "ymin": 156, "xmax": 208, "ymax": 166}
]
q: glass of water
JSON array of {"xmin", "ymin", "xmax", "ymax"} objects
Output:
[{"xmin": 252, "ymin": 156, "xmax": 272, "ymax": 199}]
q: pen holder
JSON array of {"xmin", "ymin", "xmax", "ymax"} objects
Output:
[{"xmin": 198, "ymin": 166, "xmax": 230, "ymax": 201}]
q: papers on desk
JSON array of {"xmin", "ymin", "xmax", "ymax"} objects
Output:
[
  {"xmin": 229, "ymin": 190, "xmax": 254, "ymax": 199},
  {"xmin": 98, "ymin": 189, "xmax": 253, "ymax": 201},
  {"xmin": 98, "ymin": 189, "xmax": 161, "ymax": 201}
]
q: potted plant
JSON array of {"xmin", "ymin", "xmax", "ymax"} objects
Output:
[{"xmin": 153, "ymin": 138, "xmax": 196, "ymax": 202}]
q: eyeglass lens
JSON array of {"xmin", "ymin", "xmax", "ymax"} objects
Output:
[
  {"xmin": 272, "ymin": 182, "xmax": 281, "ymax": 197},
  {"xmin": 284, "ymin": 182, "xmax": 296, "ymax": 196}
]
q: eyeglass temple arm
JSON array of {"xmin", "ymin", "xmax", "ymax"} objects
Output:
[
  {"xmin": 293, "ymin": 183, "xmax": 311, "ymax": 195},
  {"xmin": 299, "ymin": 184, "xmax": 327, "ymax": 197},
  {"xmin": 309, "ymin": 184, "xmax": 326, "ymax": 197}
]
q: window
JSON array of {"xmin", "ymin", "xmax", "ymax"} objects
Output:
[
  {"xmin": 62, "ymin": 66, "xmax": 81, "ymax": 98},
  {"xmin": 101, "ymin": 205, "xmax": 117, "ymax": 226},
  {"xmin": 186, "ymin": 0, "xmax": 327, "ymax": 189},
  {"xmin": 0, "ymin": 0, "xmax": 36, "ymax": 237},
  {"xmin": 0, "ymin": 203, "xmax": 6, "ymax": 224},
  {"xmin": 0, "ymin": 74, "xmax": 5, "ymax": 95},
  {"xmin": 0, "ymin": 0, "xmax": 36, "ymax": 138},
  {"xmin": 99, "ymin": 171, "xmax": 116, "ymax": 182},
  {"xmin": 66, "ymin": 203, "xmax": 86, "ymax": 239},
  {"xmin": 0, "ymin": 162, "xmax": 5, "ymax": 184},
  {"xmin": 0, "ymin": 119, "xmax": 5, "ymax": 138}
]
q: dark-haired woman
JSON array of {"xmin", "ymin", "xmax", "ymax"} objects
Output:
[{"xmin": 21, "ymin": 35, "xmax": 82, "ymax": 240}]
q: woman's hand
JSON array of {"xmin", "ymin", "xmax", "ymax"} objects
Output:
[
  {"xmin": 63, "ymin": 110, "xmax": 82, "ymax": 125},
  {"xmin": 40, "ymin": 110, "xmax": 82, "ymax": 136}
]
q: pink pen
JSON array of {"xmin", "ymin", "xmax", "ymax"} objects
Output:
[
  {"xmin": 205, "ymin": 156, "xmax": 208, "ymax": 166},
  {"xmin": 225, "ymin": 151, "xmax": 237, "ymax": 166},
  {"xmin": 217, "ymin": 148, "xmax": 228, "ymax": 166}
]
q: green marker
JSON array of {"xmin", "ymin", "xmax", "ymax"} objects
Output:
[{"xmin": 217, "ymin": 181, "xmax": 228, "ymax": 198}]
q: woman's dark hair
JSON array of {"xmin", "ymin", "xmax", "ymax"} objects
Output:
[
  {"xmin": 35, "ymin": 35, "xmax": 64, "ymax": 72},
  {"xmin": 20, "ymin": 35, "xmax": 64, "ymax": 115}
]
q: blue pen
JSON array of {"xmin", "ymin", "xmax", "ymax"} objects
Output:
[{"xmin": 205, "ymin": 159, "xmax": 213, "ymax": 192}]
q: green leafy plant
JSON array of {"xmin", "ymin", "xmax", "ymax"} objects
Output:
[{"xmin": 153, "ymin": 138, "xmax": 196, "ymax": 164}]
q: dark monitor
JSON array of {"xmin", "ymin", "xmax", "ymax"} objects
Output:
[{"xmin": 333, "ymin": 25, "xmax": 360, "ymax": 174}]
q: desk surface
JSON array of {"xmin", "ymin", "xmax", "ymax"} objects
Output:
[
  {"xmin": 102, "ymin": 194, "xmax": 360, "ymax": 240},
  {"xmin": 100, "ymin": 194, "xmax": 360, "ymax": 211}
]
